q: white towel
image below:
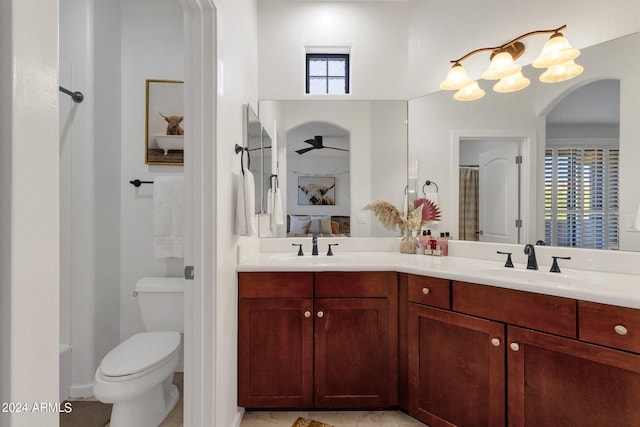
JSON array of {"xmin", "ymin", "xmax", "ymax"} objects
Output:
[
  {"xmin": 267, "ymin": 187, "xmax": 274, "ymax": 230},
  {"xmin": 635, "ymin": 200, "xmax": 640, "ymax": 231},
  {"xmin": 402, "ymin": 192, "xmax": 408, "ymax": 219},
  {"xmin": 273, "ymin": 186, "xmax": 284, "ymax": 226},
  {"xmin": 236, "ymin": 169, "xmax": 257, "ymax": 236},
  {"xmin": 153, "ymin": 175, "xmax": 184, "ymax": 258}
]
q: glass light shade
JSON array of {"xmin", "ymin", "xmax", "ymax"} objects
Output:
[
  {"xmin": 453, "ymin": 81, "xmax": 485, "ymax": 101},
  {"xmin": 532, "ymin": 33, "xmax": 580, "ymax": 68},
  {"xmin": 440, "ymin": 64, "xmax": 473, "ymax": 90},
  {"xmin": 481, "ymin": 52, "xmax": 521, "ymax": 80},
  {"xmin": 539, "ymin": 60, "xmax": 584, "ymax": 83},
  {"xmin": 493, "ymin": 71, "xmax": 531, "ymax": 93}
]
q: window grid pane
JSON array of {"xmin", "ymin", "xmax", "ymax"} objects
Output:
[{"xmin": 306, "ymin": 54, "xmax": 349, "ymax": 94}]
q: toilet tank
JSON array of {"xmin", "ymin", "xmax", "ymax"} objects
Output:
[{"xmin": 135, "ymin": 277, "xmax": 185, "ymax": 332}]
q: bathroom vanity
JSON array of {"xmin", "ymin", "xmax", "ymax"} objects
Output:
[
  {"xmin": 237, "ymin": 246, "xmax": 640, "ymax": 426},
  {"xmin": 238, "ymin": 271, "xmax": 397, "ymax": 408}
]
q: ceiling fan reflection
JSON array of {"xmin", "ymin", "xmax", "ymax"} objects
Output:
[{"xmin": 296, "ymin": 135, "xmax": 349, "ymax": 155}]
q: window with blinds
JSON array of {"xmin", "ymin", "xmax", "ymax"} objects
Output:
[{"xmin": 545, "ymin": 147, "xmax": 619, "ymax": 249}]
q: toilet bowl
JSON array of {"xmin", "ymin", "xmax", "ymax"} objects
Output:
[
  {"xmin": 93, "ymin": 277, "xmax": 184, "ymax": 427},
  {"xmin": 93, "ymin": 331, "xmax": 181, "ymax": 427}
]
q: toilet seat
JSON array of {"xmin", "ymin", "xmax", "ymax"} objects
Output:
[{"xmin": 100, "ymin": 331, "xmax": 180, "ymax": 379}]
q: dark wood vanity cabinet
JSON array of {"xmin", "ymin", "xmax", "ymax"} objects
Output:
[
  {"xmin": 507, "ymin": 325, "xmax": 640, "ymax": 427},
  {"xmin": 238, "ymin": 272, "xmax": 314, "ymax": 408},
  {"xmin": 238, "ymin": 271, "xmax": 398, "ymax": 409},
  {"xmin": 408, "ymin": 303, "xmax": 506, "ymax": 427},
  {"xmin": 403, "ymin": 275, "xmax": 640, "ymax": 427},
  {"xmin": 241, "ymin": 270, "xmax": 640, "ymax": 424}
]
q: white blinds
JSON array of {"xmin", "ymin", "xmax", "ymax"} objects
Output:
[{"xmin": 545, "ymin": 147, "xmax": 619, "ymax": 250}]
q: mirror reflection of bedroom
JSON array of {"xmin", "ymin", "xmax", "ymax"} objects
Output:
[{"xmin": 286, "ymin": 121, "xmax": 351, "ymax": 237}]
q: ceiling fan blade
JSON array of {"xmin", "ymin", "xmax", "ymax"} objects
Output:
[
  {"xmin": 324, "ymin": 146, "xmax": 349, "ymax": 152},
  {"xmin": 303, "ymin": 138, "xmax": 316, "ymax": 145},
  {"xmin": 296, "ymin": 146, "xmax": 316, "ymax": 155}
]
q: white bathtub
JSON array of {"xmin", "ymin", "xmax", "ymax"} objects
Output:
[{"xmin": 154, "ymin": 134, "xmax": 184, "ymax": 155}]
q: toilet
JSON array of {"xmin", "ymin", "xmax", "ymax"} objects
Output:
[{"xmin": 93, "ymin": 277, "xmax": 184, "ymax": 427}]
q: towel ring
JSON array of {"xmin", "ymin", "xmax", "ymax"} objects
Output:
[
  {"xmin": 422, "ymin": 180, "xmax": 439, "ymax": 195},
  {"xmin": 235, "ymin": 144, "xmax": 250, "ymax": 175}
]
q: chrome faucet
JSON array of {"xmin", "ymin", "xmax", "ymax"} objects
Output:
[
  {"xmin": 312, "ymin": 235, "xmax": 319, "ymax": 256},
  {"xmin": 524, "ymin": 244, "xmax": 538, "ymax": 270}
]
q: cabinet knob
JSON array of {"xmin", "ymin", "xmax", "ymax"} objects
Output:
[
  {"xmin": 304, "ymin": 311, "xmax": 311, "ymax": 318},
  {"xmin": 317, "ymin": 311, "xmax": 324, "ymax": 318},
  {"xmin": 491, "ymin": 338, "xmax": 501, "ymax": 347},
  {"xmin": 510, "ymin": 342, "xmax": 520, "ymax": 352},
  {"xmin": 614, "ymin": 325, "xmax": 628, "ymax": 336},
  {"xmin": 422, "ymin": 287, "xmax": 430, "ymax": 295}
]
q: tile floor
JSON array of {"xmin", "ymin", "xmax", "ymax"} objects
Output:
[{"xmin": 240, "ymin": 410, "xmax": 429, "ymax": 427}]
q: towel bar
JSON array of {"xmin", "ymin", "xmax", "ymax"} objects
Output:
[{"xmin": 129, "ymin": 179, "xmax": 154, "ymax": 187}]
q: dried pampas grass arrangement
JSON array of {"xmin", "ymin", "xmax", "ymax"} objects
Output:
[{"xmin": 363, "ymin": 200, "xmax": 406, "ymax": 231}]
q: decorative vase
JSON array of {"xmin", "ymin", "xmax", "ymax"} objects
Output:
[{"xmin": 400, "ymin": 228, "xmax": 418, "ymax": 254}]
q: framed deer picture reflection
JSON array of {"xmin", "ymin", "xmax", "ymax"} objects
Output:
[{"xmin": 145, "ymin": 79, "xmax": 184, "ymax": 165}]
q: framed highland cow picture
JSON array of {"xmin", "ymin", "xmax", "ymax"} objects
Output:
[
  {"xmin": 145, "ymin": 79, "xmax": 184, "ymax": 165},
  {"xmin": 298, "ymin": 176, "xmax": 336, "ymax": 206}
]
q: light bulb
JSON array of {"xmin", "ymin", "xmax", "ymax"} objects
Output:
[
  {"xmin": 453, "ymin": 81, "xmax": 485, "ymax": 101},
  {"xmin": 533, "ymin": 33, "xmax": 580, "ymax": 68},
  {"xmin": 482, "ymin": 52, "xmax": 521, "ymax": 80},
  {"xmin": 440, "ymin": 63, "xmax": 473, "ymax": 90}
]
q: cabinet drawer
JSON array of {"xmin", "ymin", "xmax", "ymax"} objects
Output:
[
  {"xmin": 407, "ymin": 275, "xmax": 450, "ymax": 309},
  {"xmin": 579, "ymin": 301, "xmax": 640, "ymax": 354},
  {"xmin": 238, "ymin": 272, "xmax": 313, "ymax": 298},
  {"xmin": 453, "ymin": 281, "xmax": 577, "ymax": 338},
  {"xmin": 315, "ymin": 271, "xmax": 395, "ymax": 298}
]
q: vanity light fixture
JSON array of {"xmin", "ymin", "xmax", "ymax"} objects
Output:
[{"xmin": 440, "ymin": 24, "xmax": 583, "ymax": 101}]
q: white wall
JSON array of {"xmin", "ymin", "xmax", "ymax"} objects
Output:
[
  {"xmin": 408, "ymin": 32, "xmax": 640, "ymax": 251},
  {"xmin": 213, "ymin": 0, "xmax": 259, "ymax": 425},
  {"xmin": 59, "ymin": 0, "xmax": 123, "ymax": 399},
  {"xmin": 407, "ymin": 0, "xmax": 640, "ymax": 98},
  {"xmin": 258, "ymin": 0, "xmax": 408, "ymax": 100},
  {"xmin": 119, "ymin": 0, "xmax": 185, "ymax": 344},
  {"xmin": 0, "ymin": 0, "xmax": 60, "ymax": 425}
]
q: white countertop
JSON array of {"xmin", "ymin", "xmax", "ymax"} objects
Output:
[{"xmin": 237, "ymin": 251, "xmax": 640, "ymax": 309}]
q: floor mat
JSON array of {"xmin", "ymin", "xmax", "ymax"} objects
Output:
[
  {"xmin": 291, "ymin": 417, "xmax": 335, "ymax": 427},
  {"xmin": 59, "ymin": 400, "xmax": 112, "ymax": 427}
]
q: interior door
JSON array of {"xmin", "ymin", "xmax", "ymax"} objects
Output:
[{"xmin": 478, "ymin": 142, "xmax": 520, "ymax": 244}]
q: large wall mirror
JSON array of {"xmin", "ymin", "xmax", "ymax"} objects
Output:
[
  {"xmin": 408, "ymin": 32, "xmax": 640, "ymax": 252},
  {"xmin": 258, "ymin": 100, "xmax": 408, "ymax": 238}
]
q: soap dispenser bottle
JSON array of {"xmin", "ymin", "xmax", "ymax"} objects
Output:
[{"xmin": 438, "ymin": 232, "xmax": 449, "ymax": 256}]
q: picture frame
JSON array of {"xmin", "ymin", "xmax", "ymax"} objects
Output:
[
  {"xmin": 297, "ymin": 176, "xmax": 336, "ymax": 205},
  {"xmin": 145, "ymin": 79, "xmax": 184, "ymax": 165}
]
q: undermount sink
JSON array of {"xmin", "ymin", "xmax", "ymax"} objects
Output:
[
  {"xmin": 267, "ymin": 253, "xmax": 357, "ymax": 264},
  {"xmin": 476, "ymin": 265, "xmax": 594, "ymax": 288}
]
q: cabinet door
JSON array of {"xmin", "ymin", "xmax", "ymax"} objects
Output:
[
  {"xmin": 314, "ymin": 298, "xmax": 394, "ymax": 408},
  {"xmin": 408, "ymin": 304, "xmax": 505, "ymax": 427},
  {"xmin": 508, "ymin": 326, "xmax": 640, "ymax": 427},
  {"xmin": 238, "ymin": 298, "xmax": 314, "ymax": 408}
]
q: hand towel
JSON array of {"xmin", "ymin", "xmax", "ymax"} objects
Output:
[
  {"xmin": 402, "ymin": 191, "xmax": 408, "ymax": 219},
  {"xmin": 273, "ymin": 186, "xmax": 284, "ymax": 226},
  {"xmin": 153, "ymin": 175, "xmax": 184, "ymax": 258},
  {"xmin": 236, "ymin": 169, "xmax": 257, "ymax": 236},
  {"xmin": 267, "ymin": 187, "xmax": 274, "ymax": 230}
]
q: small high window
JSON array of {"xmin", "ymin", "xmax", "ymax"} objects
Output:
[{"xmin": 306, "ymin": 54, "xmax": 349, "ymax": 95}]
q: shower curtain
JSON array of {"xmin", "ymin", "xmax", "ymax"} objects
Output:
[{"xmin": 459, "ymin": 167, "xmax": 479, "ymax": 241}]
